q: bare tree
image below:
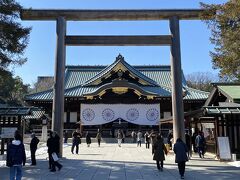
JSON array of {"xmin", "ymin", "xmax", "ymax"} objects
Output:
[
  {"xmin": 30, "ymin": 76, "xmax": 54, "ymax": 93},
  {"xmin": 186, "ymin": 72, "xmax": 219, "ymax": 92}
]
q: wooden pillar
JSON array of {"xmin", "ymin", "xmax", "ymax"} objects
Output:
[
  {"xmin": 236, "ymin": 115, "xmax": 240, "ymax": 152},
  {"xmin": 221, "ymin": 116, "xmax": 225, "ymax": 136},
  {"xmin": 231, "ymin": 113, "xmax": 235, "ymax": 152},
  {"xmin": 214, "ymin": 117, "xmax": 219, "ymax": 155},
  {"xmin": 169, "ymin": 16, "xmax": 185, "ymax": 143},
  {"xmin": 226, "ymin": 115, "xmax": 229, "ymax": 137},
  {"xmin": 52, "ymin": 16, "xmax": 66, "ymax": 157},
  {"xmin": 79, "ymin": 123, "xmax": 83, "ymax": 134}
]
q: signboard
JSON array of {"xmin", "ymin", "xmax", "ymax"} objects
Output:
[
  {"xmin": 202, "ymin": 123, "xmax": 214, "ymax": 128},
  {"xmin": 217, "ymin": 137, "xmax": 232, "ymax": 160},
  {"xmin": 0, "ymin": 127, "xmax": 17, "ymax": 138}
]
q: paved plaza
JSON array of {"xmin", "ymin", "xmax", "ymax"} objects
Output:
[{"xmin": 0, "ymin": 143, "xmax": 240, "ymax": 180}]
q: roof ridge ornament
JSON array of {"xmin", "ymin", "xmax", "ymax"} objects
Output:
[
  {"xmin": 116, "ymin": 54, "xmax": 124, "ymax": 62},
  {"xmin": 117, "ymin": 69, "xmax": 123, "ymax": 80}
]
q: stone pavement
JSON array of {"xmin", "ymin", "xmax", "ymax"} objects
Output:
[{"xmin": 0, "ymin": 143, "xmax": 239, "ymax": 180}]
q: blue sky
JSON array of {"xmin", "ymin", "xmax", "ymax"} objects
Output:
[{"xmin": 15, "ymin": 0, "xmax": 227, "ymax": 85}]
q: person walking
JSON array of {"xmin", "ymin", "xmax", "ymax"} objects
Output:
[
  {"xmin": 121, "ymin": 130, "xmax": 125, "ymax": 143},
  {"xmin": 71, "ymin": 128, "xmax": 81, "ymax": 154},
  {"xmin": 47, "ymin": 131, "xmax": 53, "ymax": 170},
  {"xmin": 195, "ymin": 131, "xmax": 206, "ymax": 158},
  {"xmin": 30, "ymin": 133, "xmax": 39, "ymax": 165},
  {"xmin": 167, "ymin": 130, "xmax": 173, "ymax": 150},
  {"xmin": 137, "ymin": 130, "xmax": 142, "ymax": 147},
  {"xmin": 173, "ymin": 138, "xmax": 189, "ymax": 179},
  {"xmin": 96, "ymin": 129, "xmax": 102, "ymax": 147},
  {"xmin": 185, "ymin": 132, "xmax": 191, "ymax": 159},
  {"xmin": 47, "ymin": 131, "xmax": 63, "ymax": 172},
  {"xmin": 63, "ymin": 130, "xmax": 68, "ymax": 143},
  {"xmin": 144, "ymin": 131, "xmax": 150, "ymax": 149},
  {"xmin": 86, "ymin": 131, "xmax": 91, "ymax": 147},
  {"xmin": 6, "ymin": 131, "xmax": 26, "ymax": 180},
  {"xmin": 192, "ymin": 132, "xmax": 197, "ymax": 153},
  {"xmin": 117, "ymin": 129, "xmax": 123, "ymax": 147},
  {"xmin": 131, "ymin": 130, "xmax": 136, "ymax": 143},
  {"xmin": 152, "ymin": 135, "xmax": 168, "ymax": 171},
  {"xmin": 149, "ymin": 129, "xmax": 157, "ymax": 154}
]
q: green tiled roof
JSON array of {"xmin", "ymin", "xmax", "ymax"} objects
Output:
[
  {"xmin": 25, "ymin": 57, "xmax": 208, "ymax": 101},
  {"xmin": 25, "ymin": 85, "xmax": 208, "ymax": 101},
  {"xmin": 65, "ymin": 66, "xmax": 103, "ymax": 88},
  {"xmin": 0, "ymin": 107, "xmax": 42, "ymax": 116},
  {"xmin": 64, "ymin": 65, "xmax": 187, "ymax": 89},
  {"xmin": 83, "ymin": 55, "xmax": 158, "ymax": 86},
  {"xmin": 218, "ymin": 85, "xmax": 240, "ymax": 100},
  {"xmin": 26, "ymin": 89, "xmax": 53, "ymax": 100},
  {"xmin": 183, "ymin": 87, "xmax": 209, "ymax": 100}
]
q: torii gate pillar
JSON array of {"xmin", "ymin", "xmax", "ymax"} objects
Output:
[
  {"xmin": 170, "ymin": 16, "xmax": 185, "ymax": 143},
  {"xmin": 52, "ymin": 17, "xmax": 66, "ymax": 157}
]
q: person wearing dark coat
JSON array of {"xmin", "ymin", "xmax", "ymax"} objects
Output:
[
  {"xmin": 173, "ymin": 138, "xmax": 189, "ymax": 179},
  {"xmin": 144, "ymin": 131, "xmax": 150, "ymax": 149},
  {"xmin": 71, "ymin": 128, "xmax": 81, "ymax": 154},
  {"xmin": 47, "ymin": 131, "xmax": 62, "ymax": 172},
  {"xmin": 167, "ymin": 130, "xmax": 173, "ymax": 149},
  {"xmin": 86, "ymin": 131, "xmax": 91, "ymax": 147},
  {"xmin": 30, "ymin": 133, "xmax": 39, "ymax": 165},
  {"xmin": 6, "ymin": 132, "xmax": 26, "ymax": 180},
  {"xmin": 195, "ymin": 132, "xmax": 206, "ymax": 158},
  {"xmin": 63, "ymin": 130, "xmax": 68, "ymax": 143},
  {"xmin": 96, "ymin": 129, "xmax": 102, "ymax": 147},
  {"xmin": 152, "ymin": 135, "xmax": 168, "ymax": 171},
  {"xmin": 192, "ymin": 132, "xmax": 197, "ymax": 153},
  {"xmin": 185, "ymin": 132, "xmax": 191, "ymax": 159}
]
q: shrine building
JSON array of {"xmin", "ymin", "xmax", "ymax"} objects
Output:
[{"xmin": 25, "ymin": 55, "xmax": 209, "ymax": 135}]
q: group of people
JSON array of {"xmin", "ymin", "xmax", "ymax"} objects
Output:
[
  {"xmin": 142, "ymin": 129, "xmax": 205, "ymax": 179},
  {"xmin": 152, "ymin": 132, "xmax": 189, "ymax": 179},
  {"xmin": 130, "ymin": 130, "xmax": 154, "ymax": 149},
  {"xmin": 6, "ymin": 131, "xmax": 41, "ymax": 180},
  {"xmin": 5, "ymin": 128, "xmax": 204, "ymax": 180},
  {"xmin": 120, "ymin": 129, "xmax": 191, "ymax": 179},
  {"xmin": 6, "ymin": 130, "xmax": 63, "ymax": 179},
  {"xmin": 71, "ymin": 128, "xmax": 102, "ymax": 154}
]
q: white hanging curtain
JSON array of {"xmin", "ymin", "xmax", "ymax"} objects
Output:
[{"xmin": 80, "ymin": 104, "xmax": 160, "ymax": 126}]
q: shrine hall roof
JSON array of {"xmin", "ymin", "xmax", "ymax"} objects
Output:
[{"xmin": 25, "ymin": 56, "xmax": 209, "ymax": 101}]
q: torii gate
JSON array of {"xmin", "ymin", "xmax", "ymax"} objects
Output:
[{"xmin": 21, "ymin": 9, "xmax": 204, "ymax": 156}]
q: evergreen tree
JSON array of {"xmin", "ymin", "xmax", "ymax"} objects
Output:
[
  {"xmin": 0, "ymin": 70, "xmax": 29, "ymax": 106},
  {"xmin": 0, "ymin": 0, "xmax": 31, "ymax": 75},
  {"xmin": 200, "ymin": 1, "xmax": 240, "ymax": 81}
]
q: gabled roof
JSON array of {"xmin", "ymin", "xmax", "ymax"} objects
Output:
[
  {"xmin": 25, "ymin": 55, "xmax": 208, "ymax": 101},
  {"xmin": 205, "ymin": 83, "xmax": 240, "ymax": 106},
  {"xmin": 25, "ymin": 85, "xmax": 208, "ymax": 101},
  {"xmin": 83, "ymin": 54, "xmax": 158, "ymax": 86},
  {"xmin": 64, "ymin": 64, "xmax": 187, "ymax": 89},
  {"xmin": 83, "ymin": 79, "xmax": 159, "ymax": 97},
  {"xmin": 218, "ymin": 85, "xmax": 240, "ymax": 101}
]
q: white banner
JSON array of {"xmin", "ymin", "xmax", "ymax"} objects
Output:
[{"xmin": 80, "ymin": 104, "xmax": 160, "ymax": 126}]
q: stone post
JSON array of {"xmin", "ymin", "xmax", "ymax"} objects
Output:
[
  {"xmin": 169, "ymin": 16, "xmax": 185, "ymax": 143},
  {"xmin": 52, "ymin": 17, "xmax": 66, "ymax": 157},
  {"xmin": 41, "ymin": 125, "xmax": 48, "ymax": 142}
]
